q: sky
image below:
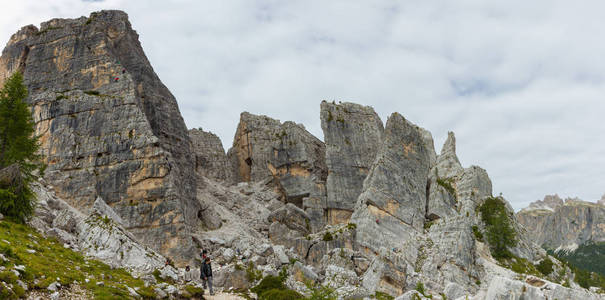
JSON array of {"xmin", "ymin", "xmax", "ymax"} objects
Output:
[{"xmin": 1, "ymin": 1, "xmax": 604, "ymax": 210}]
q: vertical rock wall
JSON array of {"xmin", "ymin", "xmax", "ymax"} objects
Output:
[
  {"xmin": 0, "ymin": 10, "xmax": 200, "ymax": 262},
  {"xmin": 227, "ymin": 112, "xmax": 327, "ymax": 231},
  {"xmin": 189, "ymin": 128, "xmax": 233, "ymax": 183},
  {"xmin": 320, "ymin": 101, "xmax": 384, "ymax": 224}
]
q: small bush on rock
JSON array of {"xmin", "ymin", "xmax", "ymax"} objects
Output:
[
  {"xmin": 251, "ymin": 275, "xmax": 286, "ymax": 296},
  {"xmin": 536, "ymin": 257, "xmax": 554, "ymax": 276}
]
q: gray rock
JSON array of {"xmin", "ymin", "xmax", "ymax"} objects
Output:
[
  {"xmin": 395, "ymin": 291, "xmax": 429, "ymax": 300},
  {"xmin": 321, "ymin": 101, "xmax": 384, "ymax": 225},
  {"xmin": 16, "ymin": 280, "xmax": 27, "ymax": 291},
  {"xmin": 50, "ymin": 292, "xmax": 60, "ymax": 300},
  {"xmin": 517, "ymin": 196, "xmax": 605, "ymax": 251},
  {"xmin": 292, "ymin": 261, "xmax": 318, "ymax": 282},
  {"xmin": 435, "ymin": 132, "xmax": 463, "ymax": 179},
  {"xmin": 227, "ymin": 112, "xmax": 327, "ymax": 231},
  {"xmin": 126, "ymin": 286, "xmax": 139, "ymax": 298},
  {"xmin": 273, "ymin": 245, "xmax": 290, "ymax": 265},
  {"xmin": 443, "ymin": 281, "xmax": 467, "ymax": 300},
  {"xmin": 0, "ymin": 10, "xmax": 200, "ymax": 263},
  {"xmin": 154, "ymin": 287, "xmax": 168, "ymax": 299},
  {"xmin": 47, "ymin": 281, "xmax": 60, "ymax": 292},
  {"xmin": 352, "ymin": 113, "xmax": 430, "ymax": 254},
  {"xmin": 92, "ymin": 197, "xmax": 124, "ymax": 226},
  {"xmin": 267, "ymin": 203, "xmax": 311, "ymax": 235},
  {"xmin": 189, "ymin": 128, "xmax": 233, "ymax": 183}
]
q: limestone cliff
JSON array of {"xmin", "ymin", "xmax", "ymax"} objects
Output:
[
  {"xmin": 517, "ymin": 195, "xmax": 605, "ymax": 251},
  {"xmin": 0, "ymin": 10, "xmax": 200, "ymax": 262},
  {"xmin": 227, "ymin": 112, "xmax": 327, "ymax": 231},
  {"xmin": 320, "ymin": 101, "xmax": 384, "ymax": 225},
  {"xmin": 189, "ymin": 128, "xmax": 233, "ymax": 183}
]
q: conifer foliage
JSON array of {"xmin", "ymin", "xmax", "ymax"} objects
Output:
[{"xmin": 0, "ymin": 72, "xmax": 43, "ymax": 222}]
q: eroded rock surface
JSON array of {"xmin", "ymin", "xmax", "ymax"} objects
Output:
[
  {"xmin": 227, "ymin": 112, "xmax": 327, "ymax": 230},
  {"xmin": 517, "ymin": 196, "xmax": 605, "ymax": 250},
  {"xmin": 320, "ymin": 101, "xmax": 384, "ymax": 225},
  {"xmin": 0, "ymin": 10, "xmax": 200, "ymax": 262},
  {"xmin": 189, "ymin": 128, "xmax": 232, "ymax": 183}
]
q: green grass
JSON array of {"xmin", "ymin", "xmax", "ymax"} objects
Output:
[
  {"xmin": 505, "ymin": 256, "xmax": 541, "ymax": 277},
  {"xmin": 0, "ymin": 219, "xmax": 156, "ymax": 299},
  {"xmin": 183, "ymin": 285, "xmax": 205, "ymax": 298},
  {"xmin": 375, "ymin": 291, "xmax": 395, "ymax": 300}
]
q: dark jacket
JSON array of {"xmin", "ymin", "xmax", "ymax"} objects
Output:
[{"xmin": 201, "ymin": 262, "xmax": 213, "ymax": 278}]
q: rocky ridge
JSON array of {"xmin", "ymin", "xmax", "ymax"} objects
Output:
[
  {"xmin": 0, "ymin": 10, "xmax": 200, "ymax": 262},
  {"xmin": 1, "ymin": 10, "xmax": 603, "ymax": 299},
  {"xmin": 517, "ymin": 194, "xmax": 605, "ymax": 251}
]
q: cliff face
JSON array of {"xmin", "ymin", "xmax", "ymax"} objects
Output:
[
  {"xmin": 227, "ymin": 112, "xmax": 327, "ymax": 231},
  {"xmin": 517, "ymin": 195, "xmax": 605, "ymax": 250},
  {"xmin": 320, "ymin": 101, "xmax": 384, "ymax": 225},
  {"xmin": 189, "ymin": 128, "xmax": 232, "ymax": 183},
  {"xmin": 0, "ymin": 11, "xmax": 200, "ymax": 261}
]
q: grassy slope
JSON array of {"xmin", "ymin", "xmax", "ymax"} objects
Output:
[{"xmin": 0, "ymin": 218, "xmax": 158, "ymax": 299}]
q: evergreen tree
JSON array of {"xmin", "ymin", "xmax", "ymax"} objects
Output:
[{"xmin": 0, "ymin": 72, "xmax": 43, "ymax": 222}]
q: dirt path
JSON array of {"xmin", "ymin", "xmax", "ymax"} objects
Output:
[{"xmin": 203, "ymin": 292, "xmax": 247, "ymax": 300}]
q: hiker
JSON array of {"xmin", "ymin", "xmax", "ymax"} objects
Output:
[
  {"xmin": 201, "ymin": 249, "xmax": 208, "ymax": 260},
  {"xmin": 201, "ymin": 257, "xmax": 214, "ymax": 295},
  {"xmin": 114, "ymin": 77, "xmax": 119, "ymax": 82},
  {"xmin": 183, "ymin": 265, "xmax": 193, "ymax": 283}
]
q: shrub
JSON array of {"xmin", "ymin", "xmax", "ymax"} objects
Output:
[
  {"xmin": 472, "ymin": 225, "xmax": 484, "ymax": 242},
  {"xmin": 246, "ymin": 262, "xmax": 263, "ymax": 282},
  {"xmin": 415, "ymin": 282, "xmax": 426, "ymax": 295},
  {"xmin": 251, "ymin": 275, "xmax": 286, "ymax": 296},
  {"xmin": 184, "ymin": 285, "xmax": 204, "ymax": 298},
  {"xmin": 436, "ymin": 177, "xmax": 456, "ymax": 199},
  {"xmin": 322, "ymin": 232, "xmax": 334, "ymax": 241},
  {"xmin": 259, "ymin": 289, "xmax": 304, "ymax": 300},
  {"xmin": 84, "ymin": 90, "xmax": 100, "ymax": 96},
  {"xmin": 536, "ymin": 257, "xmax": 554, "ymax": 276},
  {"xmin": 305, "ymin": 280, "xmax": 336, "ymax": 300},
  {"xmin": 478, "ymin": 196, "xmax": 517, "ymax": 260},
  {"xmin": 375, "ymin": 291, "xmax": 395, "ymax": 300}
]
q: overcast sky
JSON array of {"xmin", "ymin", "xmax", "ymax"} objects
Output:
[{"xmin": 2, "ymin": 1, "xmax": 604, "ymax": 210}]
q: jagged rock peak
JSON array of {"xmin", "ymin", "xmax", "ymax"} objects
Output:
[
  {"xmin": 189, "ymin": 128, "xmax": 233, "ymax": 183},
  {"xmin": 227, "ymin": 111, "xmax": 327, "ymax": 231},
  {"xmin": 435, "ymin": 131, "xmax": 463, "ymax": 178},
  {"xmin": 0, "ymin": 10, "xmax": 200, "ymax": 263},
  {"xmin": 517, "ymin": 194, "xmax": 605, "ymax": 250},
  {"xmin": 320, "ymin": 101, "xmax": 384, "ymax": 224},
  {"xmin": 352, "ymin": 112, "xmax": 430, "ymax": 248},
  {"xmin": 525, "ymin": 194, "xmax": 564, "ymax": 212}
]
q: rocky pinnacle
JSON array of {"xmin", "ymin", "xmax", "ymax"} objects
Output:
[{"xmin": 0, "ymin": 10, "xmax": 200, "ymax": 262}]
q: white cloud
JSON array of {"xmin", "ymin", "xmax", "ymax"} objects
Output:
[{"xmin": 1, "ymin": 0, "xmax": 604, "ymax": 210}]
